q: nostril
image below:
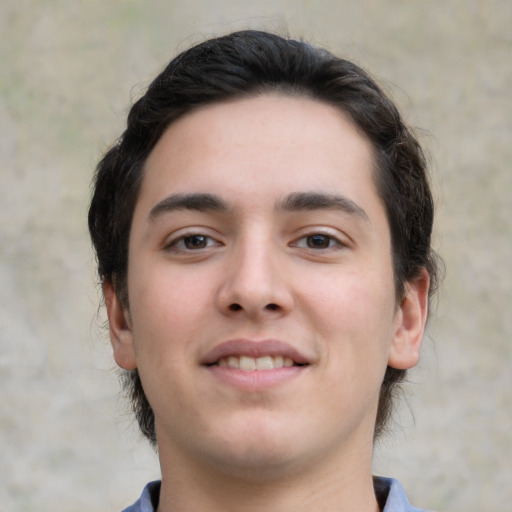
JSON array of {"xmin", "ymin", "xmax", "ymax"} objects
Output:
[{"xmin": 227, "ymin": 303, "xmax": 281, "ymax": 313}]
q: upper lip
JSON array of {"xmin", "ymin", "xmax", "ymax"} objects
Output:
[{"xmin": 201, "ymin": 339, "xmax": 310, "ymax": 366}]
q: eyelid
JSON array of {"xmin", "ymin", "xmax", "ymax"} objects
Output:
[
  {"xmin": 163, "ymin": 228, "xmax": 223, "ymax": 253},
  {"xmin": 289, "ymin": 227, "xmax": 351, "ymax": 250},
  {"xmin": 292, "ymin": 235, "xmax": 341, "ymax": 250}
]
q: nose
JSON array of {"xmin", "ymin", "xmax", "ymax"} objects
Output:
[{"xmin": 216, "ymin": 238, "xmax": 294, "ymax": 319}]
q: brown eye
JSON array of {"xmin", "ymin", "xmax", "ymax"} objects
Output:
[
  {"xmin": 306, "ymin": 235, "xmax": 334, "ymax": 249},
  {"xmin": 183, "ymin": 235, "xmax": 209, "ymax": 249},
  {"xmin": 167, "ymin": 233, "xmax": 220, "ymax": 252},
  {"xmin": 291, "ymin": 233, "xmax": 343, "ymax": 251}
]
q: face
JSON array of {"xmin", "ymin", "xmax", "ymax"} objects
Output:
[{"xmin": 106, "ymin": 94, "xmax": 427, "ymax": 479}]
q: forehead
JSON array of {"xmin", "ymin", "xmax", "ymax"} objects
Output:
[{"xmin": 137, "ymin": 94, "xmax": 384, "ymax": 224}]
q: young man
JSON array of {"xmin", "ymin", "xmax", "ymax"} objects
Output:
[{"xmin": 88, "ymin": 30, "xmax": 439, "ymax": 512}]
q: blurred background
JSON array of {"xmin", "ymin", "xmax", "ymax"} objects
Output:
[{"xmin": 1, "ymin": 1, "xmax": 511, "ymax": 510}]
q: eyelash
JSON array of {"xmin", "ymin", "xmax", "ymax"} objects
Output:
[
  {"xmin": 164, "ymin": 231, "xmax": 345, "ymax": 253},
  {"xmin": 291, "ymin": 233, "xmax": 344, "ymax": 250},
  {"xmin": 166, "ymin": 233, "xmax": 221, "ymax": 252}
]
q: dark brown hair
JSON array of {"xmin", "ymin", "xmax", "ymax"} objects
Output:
[{"xmin": 88, "ymin": 30, "xmax": 439, "ymax": 445}]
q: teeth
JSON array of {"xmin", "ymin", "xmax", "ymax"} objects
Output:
[
  {"xmin": 240, "ymin": 356, "xmax": 256, "ymax": 370},
  {"xmin": 217, "ymin": 355, "xmax": 295, "ymax": 370},
  {"xmin": 227, "ymin": 356, "xmax": 239, "ymax": 369},
  {"xmin": 256, "ymin": 356, "xmax": 273, "ymax": 370}
]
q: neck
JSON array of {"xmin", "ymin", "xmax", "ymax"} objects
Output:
[{"xmin": 156, "ymin": 439, "xmax": 379, "ymax": 512}]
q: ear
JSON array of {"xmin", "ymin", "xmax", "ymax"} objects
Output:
[
  {"xmin": 103, "ymin": 279, "xmax": 137, "ymax": 370},
  {"xmin": 388, "ymin": 268, "xmax": 430, "ymax": 370}
]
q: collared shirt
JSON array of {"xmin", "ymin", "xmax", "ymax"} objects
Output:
[{"xmin": 121, "ymin": 477, "xmax": 433, "ymax": 511}]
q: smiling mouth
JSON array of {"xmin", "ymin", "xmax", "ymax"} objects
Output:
[
  {"xmin": 215, "ymin": 355, "xmax": 301, "ymax": 371},
  {"xmin": 202, "ymin": 339, "xmax": 310, "ymax": 375}
]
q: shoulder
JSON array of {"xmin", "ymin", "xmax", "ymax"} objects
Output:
[
  {"xmin": 121, "ymin": 480, "xmax": 161, "ymax": 512},
  {"xmin": 374, "ymin": 476, "xmax": 436, "ymax": 512}
]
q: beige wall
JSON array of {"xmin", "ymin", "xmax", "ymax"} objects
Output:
[{"xmin": 1, "ymin": 1, "xmax": 511, "ymax": 510}]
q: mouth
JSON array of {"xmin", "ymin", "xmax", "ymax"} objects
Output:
[
  {"xmin": 202, "ymin": 339, "xmax": 310, "ymax": 388},
  {"xmin": 215, "ymin": 355, "xmax": 303, "ymax": 371},
  {"xmin": 203, "ymin": 339, "xmax": 309, "ymax": 367}
]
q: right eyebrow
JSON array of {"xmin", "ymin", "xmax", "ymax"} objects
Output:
[
  {"xmin": 147, "ymin": 193, "xmax": 229, "ymax": 222},
  {"xmin": 277, "ymin": 191, "xmax": 370, "ymax": 223}
]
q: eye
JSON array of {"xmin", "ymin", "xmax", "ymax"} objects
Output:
[
  {"xmin": 167, "ymin": 233, "xmax": 220, "ymax": 251},
  {"xmin": 293, "ymin": 233, "xmax": 342, "ymax": 250}
]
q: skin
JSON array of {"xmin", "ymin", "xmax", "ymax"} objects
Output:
[{"xmin": 104, "ymin": 94, "xmax": 429, "ymax": 512}]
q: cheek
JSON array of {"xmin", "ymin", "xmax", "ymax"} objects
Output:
[
  {"xmin": 127, "ymin": 269, "xmax": 212, "ymax": 414},
  {"xmin": 301, "ymin": 270, "xmax": 396, "ymax": 369},
  {"xmin": 305, "ymin": 268, "xmax": 394, "ymax": 329},
  {"xmin": 127, "ymin": 262, "xmax": 214, "ymax": 359}
]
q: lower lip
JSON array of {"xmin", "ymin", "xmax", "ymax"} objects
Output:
[{"xmin": 205, "ymin": 365, "xmax": 305, "ymax": 391}]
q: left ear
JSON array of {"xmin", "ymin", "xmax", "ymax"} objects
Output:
[
  {"xmin": 103, "ymin": 278, "xmax": 137, "ymax": 371},
  {"xmin": 388, "ymin": 268, "xmax": 430, "ymax": 370}
]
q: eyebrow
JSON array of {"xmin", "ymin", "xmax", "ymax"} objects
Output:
[
  {"xmin": 148, "ymin": 193, "xmax": 229, "ymax": 221},
  {"xmin": 147, "ymin": 191, "xmax": 369, "ymax": 223},
  {"xmin": 277, "ymin": 192, "xmax": 369, "ymax": 222}
]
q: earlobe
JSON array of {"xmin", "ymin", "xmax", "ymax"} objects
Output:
[
  {"xmin": 103, "ymin": 279, "xmax": 137, "ymax": 370},
  {"xmin": 388, "ymin": 268, "xmax": 430, "ymax": 370}
]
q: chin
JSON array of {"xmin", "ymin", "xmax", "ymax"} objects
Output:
[
  {"xmin": 209, "ymin": 445, "xmax": 304, "ymax": 483},
  {"xmin": 202, "ymin": 421, "xmax": 316, "ymax": 481}
]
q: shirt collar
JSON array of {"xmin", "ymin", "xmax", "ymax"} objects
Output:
[{"xmin": 123, "ymin": 477, "xmax": 432, "ymax": 512}]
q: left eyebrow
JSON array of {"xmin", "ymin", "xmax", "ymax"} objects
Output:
[
  {"xmin": 147, "ymin": 193, "xmax": 230, "ymax": 222},
  {"xmin": 277, "ymin": 192, "xmax": 370, "ymax": 222}
]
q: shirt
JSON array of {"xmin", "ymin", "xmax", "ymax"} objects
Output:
[{"xmin": 121, "ymin": 477, "xmax": 433, "ymax": 511}]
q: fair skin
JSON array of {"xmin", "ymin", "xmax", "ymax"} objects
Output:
[{"xmin": 104, "ymin": 94, "xmax": 429, "ymax": 512}]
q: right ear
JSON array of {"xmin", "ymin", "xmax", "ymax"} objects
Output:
[{"xmin": 103, "ymin": 279, "xmax": 137, "ymax": 370}]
